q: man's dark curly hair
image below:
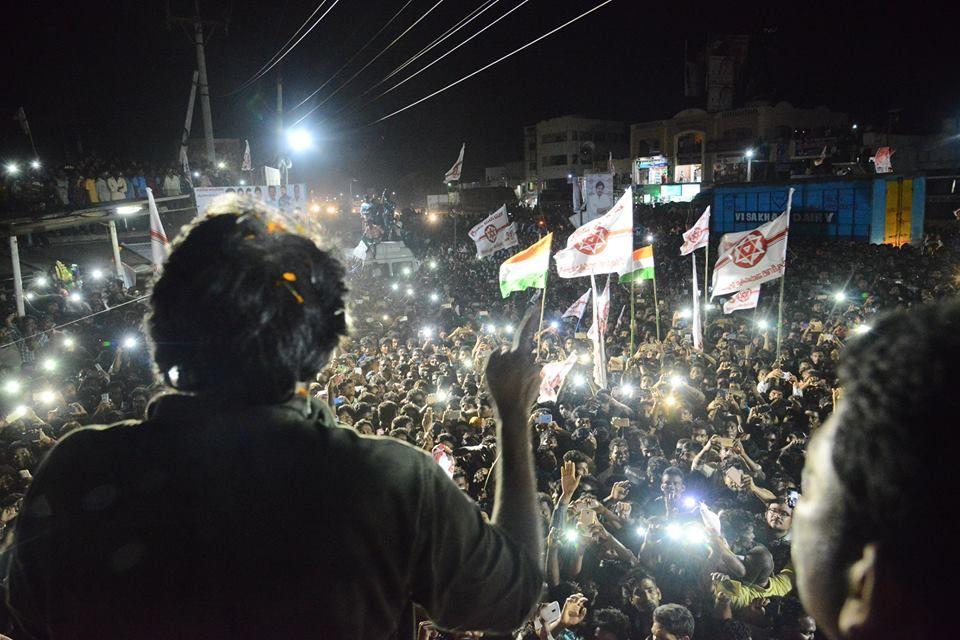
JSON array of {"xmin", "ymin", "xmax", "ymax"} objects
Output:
[
  {"xmin": 831, "ymin": 299, "xmax": 960, "ymax": 595},
  {"xmin": 148, "ymin": 202, "xmax": 348, "ymax": 403},
  {"xmin": 653, "ymin": 603, "xmax": 695, "ymax": 638},
  {"xmin": 593, "ymin": 607, "xmax": 630, "ymax": 640}
]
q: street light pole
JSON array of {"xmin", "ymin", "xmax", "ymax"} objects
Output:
[{"xmin": 745, "ymin": 148, "xmax": 755, "ymax": 182}]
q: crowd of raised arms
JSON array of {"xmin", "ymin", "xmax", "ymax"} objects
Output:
[{"xmin": 0, "ymin": 196, "xmax": 956, "ymax": 639}]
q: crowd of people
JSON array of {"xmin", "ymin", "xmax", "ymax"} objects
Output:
[
  {"xmin": 0, "ymin": 191, "xmax": 956, "ymax": 638},
  {"xmin": 0, "ymin": 157, "xmax": 242, "ymax": 217}
]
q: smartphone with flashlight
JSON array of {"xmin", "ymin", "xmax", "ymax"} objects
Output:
[
  {"xmin": 611, "ymin": 417, "xmax": 630, "ymax": 428},
  {"xmin": 578, "ymin": 508, "xmax": 597, "ymax": 528},
  {"xmin": 534, "ymin": 602, "xmax": 562, "ymax": 634},
  {"xmin": 536, "ymin": 413, "xmax": 553, "ymax": 425},
  {"xmin": 724, "ymin": 467, "xmax": 744, "ymax": 487},
  {"xmin": 787, "ymin": 490, "xmax": 801, "ymax": 509}
]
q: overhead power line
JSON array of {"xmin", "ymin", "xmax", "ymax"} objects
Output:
[
  {"xmin": 379, "ymin": 0, "xmax": 499, "ymax": 87},
  {"xmin": 318, "ymin": 0, "xmax": 530, "ymax": 125},
  {"xmin": 224, "ymin": 0, "xmax": 341, "ymax": 97},
  {"xmin": 369, "ymin": 0, "xmax": 616, "ymax": 125},
  {"xmin": 369, "ymin": 0, "xmax": 531, "ymax": 105},
  {"xmin": 288, "ymin": 0, "xmax": 417, "ymax": 113},
  {"xmin": 291, "ymin": 0, "xmax": 448, "ymax": 125}
]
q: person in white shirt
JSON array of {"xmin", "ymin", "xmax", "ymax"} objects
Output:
[
  {"xmin": 585, "ymin": 180, "xmax": 613, "ymax": 221},
  {"xmin": 163, "ymin": 169, "xmax": 182, "ymax": 197},
  {"xmin": 107, "ymin": 171, "xmax": 127, "ymax": 201}
]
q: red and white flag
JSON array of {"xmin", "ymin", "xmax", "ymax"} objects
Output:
[
  {"xmin": 241, "ymin": 139, "xmax": 253, "ymax": 171},
  {"xmin": 146, "ymin": 187, "xmax": 169, "ymax": 272},
  {"xmin": 691, "ymin": 256, "xmax": 703, "ymax": 350},
  {"xmin": 562, "ymin": 289, "xmax": 592, "ymax": 320},
  {"xmin": 538, "ymin": 353, "xmax": 578, "ymax": 403},
  {"xmin": 555, "ymin": 187, "xmax": 634, "ymax": 278},
  {"xmin": 444, "ymin": 143, "xmax": 465, "ymax": 182},
  {"xmin": 723, "ymin": 286, "xmax": 760, "ymax": 314},
  {"xmin": 468, "ymin": 205, "xmax": 518, "ymax": 258},
  {"xmin": 711, "ymin": 190, "xmax": 793, "ymax": 297},
  {"xmin": 681, "ymin": 206, "xmax": 710, "ymax": 255}
]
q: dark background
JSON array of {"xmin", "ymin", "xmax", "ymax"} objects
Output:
[{"xmin": 2, "ymin": 0, "xmax": 955, "ymax": 197}]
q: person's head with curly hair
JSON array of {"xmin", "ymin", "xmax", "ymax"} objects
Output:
[{"xmin": 148, "ymin": 198, "xmax": 348, "ymax": 404}]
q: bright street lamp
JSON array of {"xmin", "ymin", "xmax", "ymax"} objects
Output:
[
  {"xmin": 286, "ymin": 128, "xmax": 315, "ymax": 152},
  {"xmin": 30, "ymin": 159, "xmax": 41, "ymax": 170},
  {"xmin": 216, "ymin": 161, "xmax": 226, "ymax": 170},
  {"xmin": 745, "ymin": 148, "xmax": 755, "ymax": 182},
  {"xmin": 5, "ymin": 163, "xmax": 19, "ymax": 175}
]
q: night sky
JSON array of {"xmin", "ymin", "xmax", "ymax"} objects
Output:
[{"xmin": 2, "ymin": 0, "xmax": 956, "ymax": 198}]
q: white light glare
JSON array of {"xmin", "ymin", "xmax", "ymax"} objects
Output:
[
  {"xmin": 429, "ymin": 293, "xmax": 439, "ymax": 302},
  {"xmin": 756, "ymin": 319, "xmax": 770, "ymax": 330},
  {"xmin": 42, "ymin": 359, "xmax": 57, "ymax": 372},
  {"xmin": 621, "ymin": 384, "xmax": 634, "ymax": 397},
  {"xmin": 421, "ymin": 326, "xmax": 434, "ymax": 339},
  {"xmin": 834, "ymin": 291, "xmax": 847, "ymax": 302},
  {"xmin": 30, "ymin": 159, "xmax": 41, "ymax": 170},
  {"xmin": 2, "ymin": 379, "xmax": 21, "ymax": 395},
  {"xmin": 38, "ymin": 390, "xmax": 56, "ymax": 405},
  {"xmin": 549, "ymin": 321, "xmax": 559, "ymax": 329},
  {"xmin": 91, "ymin": 269, "xmax": 104, "ymax": 280},
  {"xmin": 116, "ymin": 204, "xmax": 142, "ymax": 215},
  {"xmin": 572, "ymin": 374, "xmax": 586, "ymax": 387},
  {"xmin": 123, "ymin": 336, "xmax": 138, "ymax": 349},
  {"xmin": 390, "ymin": 282, "xmax": 399, "ymax": 291},
  {"xmin": 504, "ymin": 324, "xmax": 514, "ymax": 334},
  {"xmin": 645, "ymin": 234, "xmax": 654, "ymax": 242},
  {"xmin": 853, "ymin": 324, "xmax": 872, "ymax": 335},
  {"xmin": 286, "ymin": 128, "xmax": 315, "ymax": 152},
  {"xmin": 745, "ymin": 148, "xmax": 755, "ymax": 158},
  {"xmin": 682, "ymin": 496, "xmax": 698, "ymax": 509},
  {"xmin": 428, "ymin": 260, "xmax": 438, "ymax": 270},
  {"xmin": 5, "ymin": 163, "xmax": 19, "ymax": 175},
  {"xmin": 63, "ymin": 337, "xmax": 75, "ymax": 349},
  {"xmin": 670, "ymin": 375, "xmax": 684, "ymax": 388},
  {"xmin": 69, "ymin": 292, "xmax": 82, "ymax": 304},
  {"xmin": 679, "ymin": 308, "xmax": 691, "ymax": 319}
]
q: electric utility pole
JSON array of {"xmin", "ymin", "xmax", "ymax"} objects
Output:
[{"xmin": 167, "ymin": 0, "xmax": 228, "ymax": 165}]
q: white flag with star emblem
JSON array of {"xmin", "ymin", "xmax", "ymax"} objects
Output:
[
  {"xmin": 711, "ymin": 207, "xmax": 791, "ymax": 297},
  {"xmin": 555, "ymin": 187, "xmax": 634, "ymax": 278}
]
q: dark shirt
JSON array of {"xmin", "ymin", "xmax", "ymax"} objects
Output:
[{"xmin": 6, "ymin": 393, "xmax": 541, "ymax": 639}]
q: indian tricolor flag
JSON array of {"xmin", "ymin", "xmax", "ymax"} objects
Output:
[
  {"xmin": 618, "ymin": 245, "xmax": 654, "ymax": 283},
  {"xmin": 499, "ymin": 233, "xmax": 553, "ymax": 298}
]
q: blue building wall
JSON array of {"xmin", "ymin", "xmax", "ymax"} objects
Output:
[{"xmin": 712, "ymin": 176, "xmax": 926, "ymax": 244}]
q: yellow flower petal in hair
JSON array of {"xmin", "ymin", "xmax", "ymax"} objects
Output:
[{"xmin": 282, "ymin": 272, "xmax": 297, "ymax": 282}]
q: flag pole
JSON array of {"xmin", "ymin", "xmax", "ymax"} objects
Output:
[
  {"xmin": 652, "ymin": 266, "xmax": 661, "ymax": 342},
  {"xmin": 703, "ymin": 238, "xmax": 709, "ymax": 343},
  {"xmin": 776, "ymin": 188, "xmax": 795, "ymax": 360},
  {"xmin": 629, "ymin": 280, "xmax": 636, "ymax": 354},
  {"xmin": 537, "ymin": 268, "xmax": 548, "ymax": 358}
]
